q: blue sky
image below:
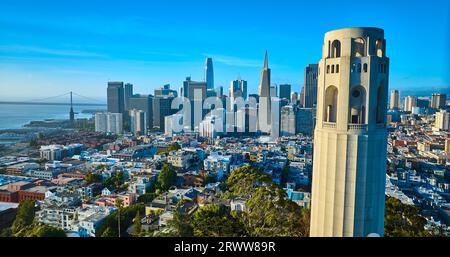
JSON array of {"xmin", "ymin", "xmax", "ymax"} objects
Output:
[{"xmin": 0, "ymin": 0, "xmax": 449, "ymax": 102}]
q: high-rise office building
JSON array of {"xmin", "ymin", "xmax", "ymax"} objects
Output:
[
  {"xmin": 296, "ymin": 108, "xmax": 315, "ymax": 136},
  {"xmin": 124, "ymin": 83, "xmax": 133, "ymax": 111},
  {"xmin": 129, "ymin": 109, "xmax": 147, "ymax": 136},
  {"xmin": 270, "ymin": 85, "xmax": 277, "ymax": 98},
  {"xmin": 303, "ymin": 64, "xmax": 319, "ymax": 108},
  {"xmin": 435, "ymin": 110, "xmax": 450, "ymax": 131},
  {"xmin": 129, "ymin": 94, "xmax": 153, "ymax": 130},
  {"xmin": 390, "ymin": 89, "xmax": 400, "ymax": 110},
  {"xmin": 107, "ymin": 82, "xmax": 125, "ymax": 114},
  {"xmin": 281, "ymin": 105, "xmax": 296, "ymax": 136},
  {"xmin": 417, "ymin": 98, "xmax": 430, "ymax": 109},
  {"xmin": 299, "ymin": 86, "xmax": 305, "ymax": 107},
  {"xmin": 154, "ymin": 84, "xmax": 178, "ymax": 98},
  {"xmin": 205, "ymin": 58, "xmax": 214, "ymax": 89},
  {"xmin": 291, "ymin": 92, "xmax": 298, "ymax": 105},
  {"xmin": 279, "ymin": 84, "xmax": 291, "ymax": 100},
  {"xmin": 153, "ymin": 85, "xmax": 177, "ymax": 132},
  {"xmin": 280, "ymin": 105, "xmax": 315, "ymax": 137},
  {"xmin": 310, "ymin": 28, "xmax": 389, "ymax": 237},
  {"xmin": 95, "ymin": 112, "xmax": 123, "ymax": 134},
  {"xmin": 182, "ymin": 77, "xmax": 207, "ymax": 131},
  {"xmin": 164, "ymin": 114, "xmax": 184, "ymax": 137},
  {"xmin": 258, "ymin": 50, "xmax": 271, "ymax": 132},
  {"xmin": 404, "ymin": 96, "xmax": 417, "ymax": 112},
  {"xmin": 229, "ymin": 79, "xmax": 248, "ymax": 105},
  {"xmin": 431, "ymin": 93, "xmax": 447, "ymax": 109}
]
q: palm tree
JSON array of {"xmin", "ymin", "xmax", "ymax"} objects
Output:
[{"xmin": 115, "ymin": 198, "xmax": 124, "ymax": 237}]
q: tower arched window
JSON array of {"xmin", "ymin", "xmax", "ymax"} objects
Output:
[
  {"xmin": 352, "ymin": 38, "xmax": 366, "ymax": 57},
  {"xmin": 357, "ymin": 63, "xmax": 362, "ymax": 73},
  {"xmin": 349, "ymin": 86, "xmax": 366, "ymax": 124},
  {"xmin": 363, "ymin": 63, "xmax": 368, "ymax": 72},
  {"xmin": 327, "ymin": 65, "xmax": 330, "ymax": 74},
  {"xmin": 331, "ymin": 40, "xmax": 341, "ymax": 58},
  {"xmin": 336, "ymin": 64, "xmax": 339, "ymax": 73},
  {"xmin": 331, "ymin": 65, "xmax": 335, "ymax": 73},
  {"xmin": 376, "ymin": 39, "xmax": 384, "ymax": 57},
  {"xmin": 324, "ymin": 86, "xmax": 338, "ymax": 123}
]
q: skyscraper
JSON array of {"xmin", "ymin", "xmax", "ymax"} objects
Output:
[
  {"xmin": 291, "ymin": 92, "xmax": 298, "ymax": 105},
  {"xmin": 182, "ymin": 77, "xmax": 207, "ymax": 131},
  {"xmin": 124, "ymin": 83, "xmax": 134, "ymax": 111},
  {"xmin": 270, "ymin": 85, "xmax": 277, "ymax": 98},
  {"xmin": 431, "ymin": 93, "xmax": 447, "ymax": 109},
  {"xmin": 296, "ymin": 108, "xmax": 315, "ymax": 136},
  {"xmin": 229, "ymin": 79, "xmax": 248, "ymax": 105},
  {"xmin": 303, "ymin": 64, "xmax": 319, "ymax": 108},
  {"xmin": 279, "ymin": 84, "xmax": 291, "ymax": 100},
  {"xmin": 129, "ymin": 109, "xmax": 147, "ymax": 136},
  {"xmin": 107, "ymin": 82, "xmax": 125, "ymax": 114},
  {"xmin": 310, "ymin": 27, "xmax": 389, "ymax": 237},
  {"xmin": 129, "ymin": 94, "xmax": 153, "ymax": 130},
  {"xmin": 390, "ymin": 89, "xmax": 400, "ymax": 110},
  {"xmin": 95, "ymin": 112, "xmax": 123, "ymax": 134},
  {"xmin": 205, "ymin": 57, "xmax": 214, "ymax": 89},
  {"xmin": 258, "ymin": 50, "xmax": 271, "ymax": 132},
  {"xmin": 280, "ymin": 105, "xmax": 296, "ymax": 136},
  {"xmin": 299, "ymin": 87, "xmax": 305, "ymax": 107},
  {"xmin": 435, "ymin": 110, "xmax": 450, "ymax": 131},
  {"xmin": 404, "ymin": 96, "xmax": 417, "ymax": 112},
  {"xmin": 153, "ymin": 85, "xmax": 177, "ymax": 132}
]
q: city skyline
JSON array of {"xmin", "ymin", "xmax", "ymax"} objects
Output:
[{"xmin": 0, "ymin": 0, "xmax": 449, "ymax": 101}]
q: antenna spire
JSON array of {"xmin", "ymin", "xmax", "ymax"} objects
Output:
[{"xmin": 264, "ymin": 50, "xmax": 268, "ymax": 69}]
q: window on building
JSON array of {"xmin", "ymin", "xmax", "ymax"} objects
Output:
[
  {"xmin": 324, "ymin": 86, "xmax": 338, "ymax": 122},
  {"xmin": 353, "ymin": 38, "xmax": 366, "ymax": 57},
  {"xmin": 331, "ymin": 40, "xmax": 341, "ymax": 58}
]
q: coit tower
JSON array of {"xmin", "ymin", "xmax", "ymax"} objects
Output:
[{"xmin": 310, "ymin": 27, "xmax": 389, "ymax": 237}]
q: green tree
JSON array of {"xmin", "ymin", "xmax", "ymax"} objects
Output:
[
  {"xmin": 280, "ymin": 161, "xmax": 290, "ymax": 187},
  {"xmin": 104, "ymin": 171, "xmax": 125, "ymax": 191},
  {"xmin": 192, "ymin": 204, "xmax": 245, "ymax": 237},
  {"xmin": 137, "ymin": 192, "xmax": 157, "ymax": 204},
  {"xmin": 203, "ymin": 175, "xmax": 217, "ymax": 185},
  {"xmin": 157, "ymin": 164, "xmax": 177, "ymax": 191},
  {"xmin": 133, "ymin": 211, "xmax": 142, "ymax": 236},
  {"xmin": 168, "ymin": 142, "xmax": 181, "ymax": 151},
  {"xmin": 196, "ymin": 205, "xmax": 244, "ymax": 237},
  {"xmin": 85, "ymin": 172, "xmax": 102, "ymax": 184},
  {"xmin": 384, "ymin": 197, "xmax": 432, "ymax": 237},
  {"xmin": 11, "ymin": 200, "xmax": 36, "ymax": 234},
  {"xmin": 96, "ymin": 203, "xmax": 145, "ymax": 237},
  {"xmin": 226, "ymin": 166, "xmax": 271, "ymax": 198},
  {"xmin": 101, "ymin": 227, "xmax": 117, "ymax": 237},
  {"xmin": 115, "ymin": 198, "xmax": 124, "ymax": 237},
  {"xmin": 241, "ymin": 185, "xmax": 309, "ymax": 237},
  {"xmin": 25, "ymin": 225, "xmax": 66, "ymax": 237}
]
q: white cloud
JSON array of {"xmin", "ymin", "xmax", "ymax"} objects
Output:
[{"xmin": 0, "ymin": 45, "xmax": 107, "ymax": 58}]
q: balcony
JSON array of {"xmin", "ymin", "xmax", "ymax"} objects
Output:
[
  {"xmin": 347, "ymin": 124, "xmax": 367, "ymax": 131},
  {"xmin": 323, "ymin": 122, "xmax": 336, "ymax": 129}
]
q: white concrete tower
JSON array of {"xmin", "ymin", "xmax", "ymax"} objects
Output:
[{"xmin": 310, "ymin": 27, "xmax": 389, "ymax": 237}]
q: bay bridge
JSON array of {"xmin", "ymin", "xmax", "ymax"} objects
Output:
[
  {"xmin": 0, "ymin": 92, "xmax": 106, "ymax": 125},
  {"xmin": 0, "ymin": 92, "xmax": 106, "ymax": 106}
]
